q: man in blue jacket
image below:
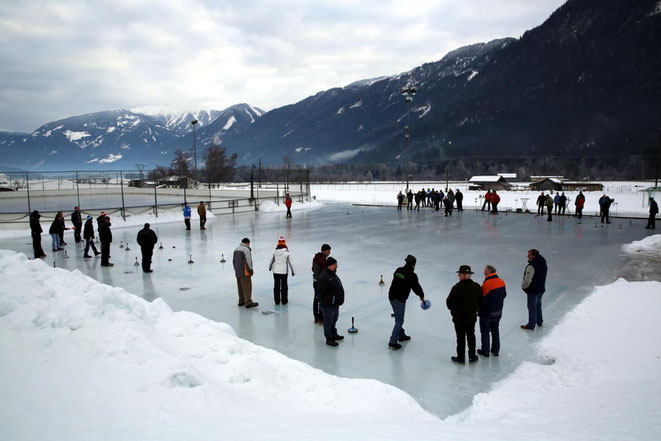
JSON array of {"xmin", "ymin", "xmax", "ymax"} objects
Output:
[
  {"xmin": 183, "ymin": 202, "xmax": 192, "ymax": 230},
  {"xmin": 521, "ymin": 249, "xmax": 548, "ymax": 330}
]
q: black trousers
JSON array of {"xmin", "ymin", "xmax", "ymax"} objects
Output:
[
  {"xmin": 454, "ymin": 322, "xmax": 476, "ymax": 360},
  {"xmin": 482, "ymin": 200, "xmax": 490, "ymax": 211},
  {"xmin": 73, "ymin": 222, "xmax": 82, "ymax": 242},
  {"xmin": 491, "ymin": 202, "xmax": 498, "ymax": 214},
  {"xmin": 647, "ymin": 213, "xmax": 656, "ymax": 229},
  {"xmin": 601, "ymin": 209, "xmax": 610, "ymax": 223},
  {"xmin": 101, "ymin": 242, "xmax": 111, "ymax": 265},
  {"xmin": 273, "ymin": 273, "xmax": 289, "ymax": 304},
  {"xmin": 184, "ymin": 218, "xmax": 191, "ymax": 230},
  {"xmin": 457, "ymin": 200, "xmax": 463, "ymax": 211},
  {"xmin": 199, "ymin": 216, "xmax": 206, "ymax": 229},
  {"xmin": 547, "ymin": 208, "xmax": 552, "ymax": 221},
  {"xmin": 538, "ymin": 204, "xmax": 544, "ymax": 215},
  {"xmin": 286, "ymin": 207, "xmax": 292, "ymax": 218},
  {"xmin": 312, "ymin": 282, "xmax": 324, "ymax": 321},
  {"xmin": 84, "ymin": 239, "xmax": 99, "ymax": 257},
  {"xmin": 141, "ymin": 247, "xmax": 153, "ymax": 272},
  {"xmin": 32, "ymin": 232, "xmax": 44, "ymax": 258}
]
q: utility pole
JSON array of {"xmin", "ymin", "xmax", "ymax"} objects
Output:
[
  {"xmin": 402, "ymin": 85, "xmax": 417, "ymax": 191},
  {"xmin": 191, "ymin": 119, "xmax": 198, "ymax": 184}
]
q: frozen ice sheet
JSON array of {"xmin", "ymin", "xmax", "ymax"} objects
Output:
[{"xmin": 2, "ymin": 204, "xmax": 656, "ymax": 418}]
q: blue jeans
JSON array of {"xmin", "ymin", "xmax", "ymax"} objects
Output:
[
  {"xmin": 390, "ymin": 300, "xmax": 407, "ymax": 344},
  {"xmin": 526, "ymin": 293, "xmax": 544, "ymax": 328},
  {"xmin": 479, "ymin": 317, "xmax": 501, "ymax": 353},
  {"xmin": 321, "ymin": 306, "xmax": 339, "ymax": 339},
  {"xmin": 50, "ymin": 233, "xmax": 60, "ymax": 250}
]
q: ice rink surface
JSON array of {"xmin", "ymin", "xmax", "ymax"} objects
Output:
[{"xmin": 3, "ymin": 204, "xmax": 656, "ymax": 417}]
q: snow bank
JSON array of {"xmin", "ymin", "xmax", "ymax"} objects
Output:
[
  {"xmin": 259, "ymin": 199, "xmax": 322, "ymax": 213},
  {"xmin": 622, "ymin": 233, "xmax": 661, "ymax": 254},
  {"xmin": 0, "ymin": 209, "xmax": 216, "ymax": 241},
  {"xmin": 0, "ymin": 250, "xmax": 438, "ymax": 440},
  {"xmin": 1, "ymin": 243, "xmax": 661, "ymax": 440},
  {"xmin": 453, "ymin": 277, "xmax": 661, "ymax": 440}
]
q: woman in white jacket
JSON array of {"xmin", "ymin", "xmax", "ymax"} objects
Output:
[{"xmin": 269, "ymin": 236, "xmax": 295, "ymax": 305}]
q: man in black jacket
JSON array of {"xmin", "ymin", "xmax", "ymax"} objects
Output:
[
  {"xmin": 446, "ymin": 265, "xmax": 482, "ymax": 364},
  {"xmin": 317, "ymin": 257, "xmax": 344, "ymax": 347},
  {"xmin": 49, "ymin": 213, "xmax": 64, "ymax": 251},
  {"xmin": 136, "ymin": 223, "xmax": 158, "ymax": 273},
  {"xmin": 29, "ymin": 210, "xmax": 46, "ymax": 259},
  {"xmin": 71, "ymin": 206, "xmax": 83, "ymax": 243},
  {"xmin": 387, "ymin": 255, "xmax": 425, "ymax": 350},
  {"xmin": 521, "ymin": 249, "xmax": 548, "ymax": 330},
  {"xmin": 98, "ymin": 215, "xmax": 113, "ymax": 267},
  {"xmin": 57, "ymin": 211, "xmax": 68, "ymax": 245},
  {"xmin": 646, "ymin": 197, "xmax": 658, "ymax": 229},
  {"xmin": 83, "ymin": 215, "xmax": 100, "ymax": 258}
]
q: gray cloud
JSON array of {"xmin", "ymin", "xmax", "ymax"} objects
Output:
[{"xmin": 0, "ymin": 0, "xmax": 565, "ymax": 132}]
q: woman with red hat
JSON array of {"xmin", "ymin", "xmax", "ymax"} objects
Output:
[{"xmin": 268, "ymin": 236, "xmax": 295, "ymax": 305}]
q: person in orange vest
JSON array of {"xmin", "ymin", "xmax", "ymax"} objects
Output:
[
  {"xmin": 481, "ymin": 190, "xmax": 492, "ymax": 211},
  {"xmin": 478, "ymin": 265, "xmax": 507, "ymax": 357},
  {"xmin": 285, "ymin": 193, "xmax": 293, "ymax": 218}
]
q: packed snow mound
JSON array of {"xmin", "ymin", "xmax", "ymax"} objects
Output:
[
  {"xmin": 259, "ymin": 199, "xmax": 322, "ymax": 213},
  {"xmin": 454, "ymin": 278, "xmax": 661, "ymax": 440},
  {"xmin": 622, "ymin": 234, "xmax": 661, "ymax": 254},
  {"xmin": 0, "ymin": 250, "xmax": 437, "ymax": 440}
]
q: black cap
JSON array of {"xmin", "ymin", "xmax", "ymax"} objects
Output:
[
  {"xmin": 326, "ymin": 257, "xmax": 337, "ymax": 267},
  {"xmin": 241, "ymin": 237, "xmax": 250, "ymax": 244},
  {"xmin": 321, "ymin": 244, "xmax": 331, "ymax": 251},
  {"xmin": 405, "ymin": 255, "xmax": 416, "ymax": 265},
  {"xmin": 457, "ymin": 265, "xmax": 474, "ymax": 274}
]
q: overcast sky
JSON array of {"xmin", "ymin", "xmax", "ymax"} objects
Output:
[{"xmin": 0, "ymin": 0, "xmax": 565, "ymax": 132}]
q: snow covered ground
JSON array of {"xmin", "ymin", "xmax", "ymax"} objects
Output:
[
  {"xmin": 311, "ymin": 180, "xmax": 657, "ymax": 218},
  {"xmin": 1, "ymin": 236, "xmax": 660, "ymax": 440}
]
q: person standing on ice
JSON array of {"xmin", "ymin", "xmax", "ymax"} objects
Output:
[
  {"xmin": 197, "ymin": 201, "xmax": 207, "ymax": 230},
  {"xmin": 49, "ymin": 213, "xmax": 64, "ymax": 252},
  {"xmin": 387, "ymin": 255, "xmax": 425, "ymax": 350},
  {"xmin": 317, "ymin": 257, "xmax": 344, "ymax": 347},
  {"xmin": 559, "ymin": 192, "xmax": 567, "ymax": 215},
  {"xmin": 233, "ymin": 238, "xmax": 259, "ymax": 308},
  {"xmin": 446, "ymin": 265, "xmax": 482, "ymax": 364},
  {"xmin": 98, "ymin": 215, "xmax": 114, "ymax": 267},
  {"xmin": 183, "ymin": 202, "xmax": 192, "ymax": 230},
  {"xmin": 477, "ymin": 265, "xmax": 506, "ymax": 357},
  {"xmin": 311, "ymin": 244, "xmax": 331, "ymax": 324},
  {"xmin": 136, "ymin": 223, "xmax": 158, "ymax": 273},
  {"xmin": 545, "ymin": 194, "xmax": 553, "ymax": 221},
  {"xmin": 491, "ymin": 190, "xmax": 500, "ymax": 215},
  {"xmin": 407, "ymin": 189, "xmax": 413, "ymax": 210},
  {"xmin": 29, "ymin": 210, "xmax": 46, "ymax": 259},
  {"xmin": 71, "ymin": 206, "xmax": 82, "ymax": 243},
  {"xmin": 285, "ymin": 193, "xmax": 293, "ymax": 218},
  {"xmin": 482, "ymin": 189, "xmax": 491, "ymax": 211},
  {"xmin": 646, "ymin": 197, "xmax": 658, "ymax": 229},
  {"xmin": 82, "ymin": 215, "xmax": 100, "ymax": 258},
  {"xmin": 57, "ymin": 211, "xmax": 68, "ymax": 245},
  {"xmin": 599, "ymin": 194, "xmax": 614, "ymax": 224},
  {"xmin": 269, "ymin": 236, "xmax": 295, "ymax": 305},
  {"xmin": 455, "ymin": 188, "xmax": 463, "ymax": 212},
  {"xmin": 575, "ymin": 191, "xmax": 585, "ymax": 219},
  {"xmin": 521, "ymin": 249, "xmax": 547, "ymax": 330},
  {"xmin": 536, "ymin": 192, "xmax": 546, "ymax": 216},
  {"xmin": 397, "ymin": 191, "xmax": 404, "ymax": 210}
]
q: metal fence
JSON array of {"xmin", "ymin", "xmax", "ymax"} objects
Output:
[{"xmin": 0, "ymin": 169, "xmax": 311, "ymax": 224}]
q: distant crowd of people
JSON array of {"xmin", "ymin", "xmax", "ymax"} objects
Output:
[{"xmin": 394, "ymin": 188, "xmax": 658, "ymax": 227}]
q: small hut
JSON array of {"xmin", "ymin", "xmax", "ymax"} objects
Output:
[{"xmin": 468, "ymin": 175, "xmax": 512, "ymax": 191}]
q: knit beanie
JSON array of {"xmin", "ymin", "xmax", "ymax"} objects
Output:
[
  {"xmin": 277, "ymin": 235, "xmax": 287, "ymax": 246},
  {"xmin": 325, "ymin": 257, "xmax": 337, "ymax": 267}
]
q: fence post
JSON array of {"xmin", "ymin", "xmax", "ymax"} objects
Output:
[
  {"xmin": 276, "ymin": 180, "xmax": 279, "ymax": 205},
  {"xmin": 120, "ymin": 170, "xmax": 126, "ymax": 220},
  {"xmin": 154, "ymin": 185, "xmax": 158, "ymax": 218},
  {"xmin": 307, "ymin": 170, "xmax": 311, "ymax": 201},
  {"xmin": 25, "ymin": 172, "xmax": 31, "ymax": 213},
  {"xmin": 75, "ymin": 171, "xmax": 80, "ymax": 208}
]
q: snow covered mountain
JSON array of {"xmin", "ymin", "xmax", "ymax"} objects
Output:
[{"xmin": 0, "ymin": 105, "xmax": 262, "ymax": 170}]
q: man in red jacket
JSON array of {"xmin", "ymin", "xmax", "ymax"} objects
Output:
[
  {"xmin": 285, "ymin": 193, "xmax": 293, "ymax": 218},
  {"xmin": 490, "ymin": 191, "xmax": 501, "ymax": 214},
  {"xmin": 481, "ymin": 190, "xmax": 492, "ymax": 211}
]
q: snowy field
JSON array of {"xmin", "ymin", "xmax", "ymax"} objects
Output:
[
  {"xmin": 1, "ymin": 238, "xmax": 660, "ymax": 440},
  {"xmin": 311, "ymin": 180, "xmax": 656, "ymax": 218}
]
